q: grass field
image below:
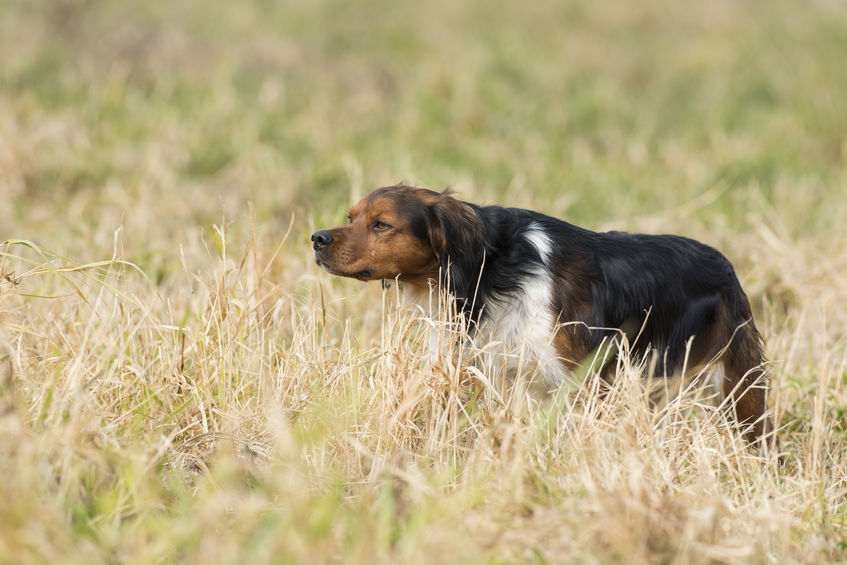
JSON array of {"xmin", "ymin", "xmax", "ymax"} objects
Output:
[{"xmin": 2, "ymin": 0, "xmax": 847, "ymax": 562}]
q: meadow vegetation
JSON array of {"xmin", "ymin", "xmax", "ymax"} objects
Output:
[{"xmin": 1, "ymin": 0, "xmax": 846, "ymax": 562}]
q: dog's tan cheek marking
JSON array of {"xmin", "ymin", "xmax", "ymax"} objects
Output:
[
  {"xmin": 394, "ymin": 232, "xmax": 437, "ymax": 272},
  {"xmin": 366, "ymin": 234, "xmax": 383, "ymax": 266}
]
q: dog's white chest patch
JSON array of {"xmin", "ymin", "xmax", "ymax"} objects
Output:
[
  {"xmin": 394, "ymin": 224, "xmax": 567, "ymax": 389},
  {"xmin": 475, "ymin": 226, "xmax": 566, "ymax": 387}
]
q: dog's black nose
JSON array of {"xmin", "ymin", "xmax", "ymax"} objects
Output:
[{"xmin": 311, "ymin": 230, "xmax": 333, "ymax": 250}]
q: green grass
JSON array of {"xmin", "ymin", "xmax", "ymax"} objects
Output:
[{"xmin": 2, "ymin": 0, "xmax": 847, "ymax": 562}]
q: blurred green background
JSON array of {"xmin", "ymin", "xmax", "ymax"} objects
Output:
[{"xmin": 1, "ymin": 0, "xmax": 846, "ymax": 265}]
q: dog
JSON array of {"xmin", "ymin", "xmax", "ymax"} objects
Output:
[{"xmin": 312, "ymin": 184, "xmax": 776, "ymax": 448}]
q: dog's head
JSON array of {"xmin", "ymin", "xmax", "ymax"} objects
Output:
[{"xmin": 311, "ymin": 185, "xmax": 484, "ymax": 291}]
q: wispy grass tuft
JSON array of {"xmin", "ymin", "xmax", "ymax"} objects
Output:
[{"xmin": 2, "ymin": 0, "xmax": 847, "ymax": 562}]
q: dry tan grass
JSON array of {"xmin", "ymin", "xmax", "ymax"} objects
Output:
[
  {"xmin": 1, "ymin": 211, "xmax": 846, "ymax": 563},
  {"xmin": 2, "ymin": 0, "xmax": 847, "ymax": 562}
]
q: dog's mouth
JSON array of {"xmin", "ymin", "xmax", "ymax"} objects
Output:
[
  {"xmin": 314, "ymin": 255, "xmax": 331, "ymax": 271},
  {"xmin": 314, "ymin": 255, "xmax": 375, "ymax": 281},
  {"xmin": 353, "ymin": 269, "xmax": 375, "ymax": 280}
]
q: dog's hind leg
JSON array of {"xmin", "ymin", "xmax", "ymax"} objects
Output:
[{"xmin": 721, "ymin": 321, "xmax": 778, "ymax": 451}]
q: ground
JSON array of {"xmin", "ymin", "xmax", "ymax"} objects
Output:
[{"xmin": 1, "ymin": 0, "xmax": 846, "ymax": 563}]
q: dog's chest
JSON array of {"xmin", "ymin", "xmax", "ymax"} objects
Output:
[
  {"xmin": 397, "ymin": 273, "xmax": 567, "ymax": 388},
  {"xmin": 398, "ymin": 226, "xmax": 569, "ymax": 388},
  {"xmin": 476, "ymin": 270, "xmax": 566, "ymax": 387}
]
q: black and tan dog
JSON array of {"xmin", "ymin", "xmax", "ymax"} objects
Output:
[{"xmin": 312, "ymin": 185, "xmax": 776, "ymax": 447}]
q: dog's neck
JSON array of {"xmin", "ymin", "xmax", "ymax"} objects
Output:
[{"xmin": 382, "ymin": 278, "xmax": 439, "ymax": 313}]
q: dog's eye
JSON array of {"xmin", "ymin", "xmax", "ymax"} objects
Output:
[
  {"xmin": 372, "ymin": 221, "xmax": 392, "ymax": 232},
  {"xmin": 346, "ymin": 214, "xmax": 352, "ymax": 224}
]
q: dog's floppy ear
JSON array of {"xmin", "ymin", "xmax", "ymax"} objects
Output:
[{"xmin": 426, "ymin": 190, "xmax": 486, "ymax": 305}]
